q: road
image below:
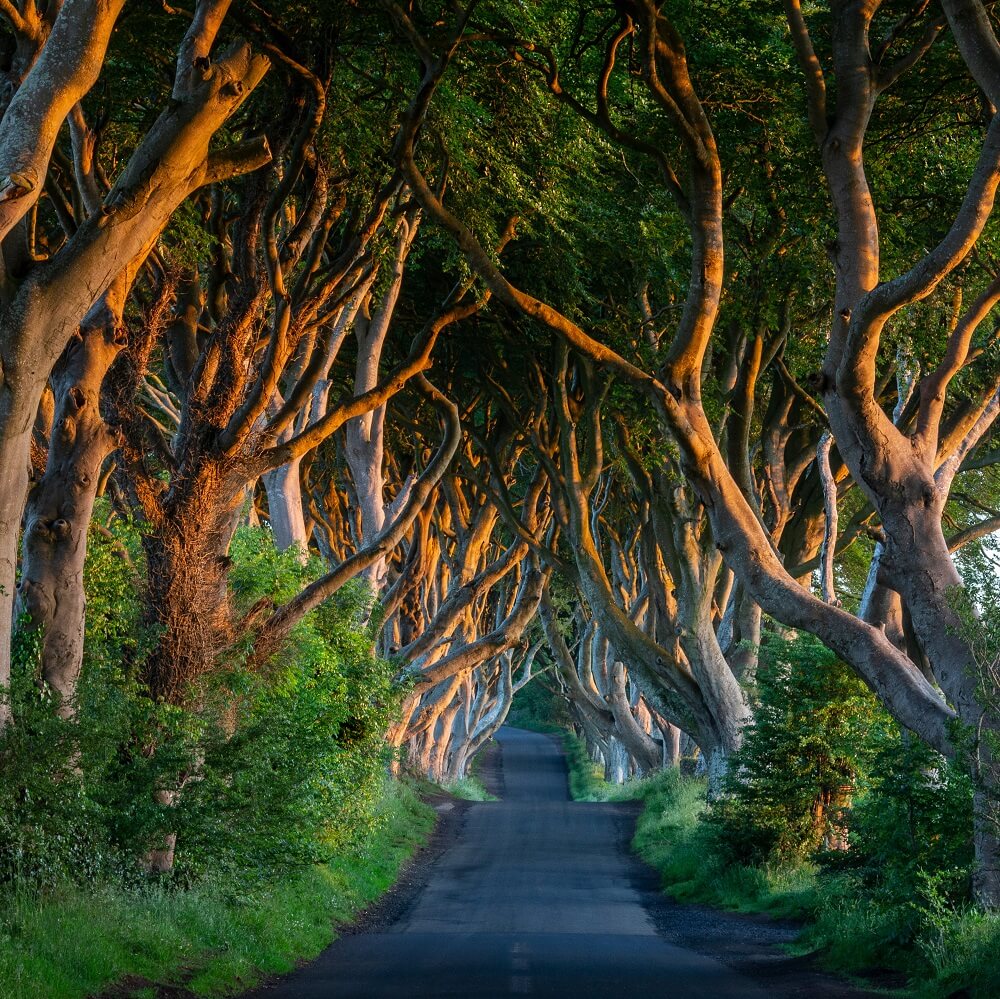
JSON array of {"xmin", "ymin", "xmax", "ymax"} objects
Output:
[{"xmin": 246, "ymin": 726, "xmax": 772, "ymax": 998}]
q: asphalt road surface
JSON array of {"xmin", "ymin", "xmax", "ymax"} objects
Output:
[{"xmin": 247, "ymin": 726, "xmax": 773, "ymax": 998}]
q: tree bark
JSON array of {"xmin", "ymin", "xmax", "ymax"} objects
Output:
[
  {"xmin": 262, "ymin": 457, "xmax": 309, "ymax": 560},
  {"xmin": 608, "ymin": 660, "xmax": 662, "ymax": 775},
  {"xmin": 0, "ymin": 22, "xmax": 270, "ymax": 727},
  {"xmin": 345, "ymin": 213, "xmax": 420, "ymax": 593},
  {"xmin": 15, "ymin": 288, "xmax": 126, "ymax": 713}
]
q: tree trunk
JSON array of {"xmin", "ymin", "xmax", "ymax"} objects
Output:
[
  {"xmin": 0, "ymin": 25, "xmax": 269, "ymax": 727},
  {"xmin": 661, "ymin": 722, "xmax": 682, "ymax": 768},
  {"xmin": 15, "ymin": 294, "xmax": 124, "ymax": 714},
  {"xmin": 141, "ymin": 490, "xmax": 240, "ymax": 706},
  {"xmin": 606, "ymin": 738, "xmax": 629, "ymax": 784},
  {"xmin": 608, "ymin": 661, "xmax": 662, "ymax": 775},
  {"xmin": 702, "ymin": 743, "xmax": 731, "ymax": 799},
  {"xmin": 262, "ymin": 458, "xmax": 308, "ymax": 561},
  {"xmin": 0, "ymin": 395, "xmax": 35, "ymax": 730},
  {"xmin": 345, "ymin": 402, "xmax": 388, "ymax": 592}
]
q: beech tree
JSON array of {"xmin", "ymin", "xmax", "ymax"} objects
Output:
[
  {"xmin": 382, "ymin": 389, "xmax": 552, "ymax": 776},
  {"xmin": 2, "ymin": 0, "xmax": 1000, "ymax": 920},
  {"xmin": 382, "ymin": 0, "xmax": 1000, "ymax": 905},
  {"xmin": 0, "ymin": 1, "xmax": 271, "ymax": 727}
]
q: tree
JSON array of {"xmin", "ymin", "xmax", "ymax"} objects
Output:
[
  {"xmin": 381, "ymin": 0, "xmax": 1000, "ymax": 905},
  {"xmin": 0, "ymin": 0, "xmax": 270, "ymax": 726}
]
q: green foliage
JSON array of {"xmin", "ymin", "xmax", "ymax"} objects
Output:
[
  {"xmin": 561, "ymin": 731, "xmax": 608, "ymax": 801},
  {"xmin": 827, "ymin": 736, "xmax": 975, "ymax": 910},
  {"xmin": 914, "ymin": 905, "xmax": 1000, "ymax": 999},
  {"xmin": 0, "ymin": 522, "xmax": 402, "ymax": 888},
  {"xmin": 708, "ymin": 632, "xmax": 891, "ymax": 865},
  {"xmin": 207, "ymin": 530, "xmax": 397, "ymax": 865},
  {"xmin": 441, "ymin": 776, "xmax": 496, "ymax": 802},
  {"xmin": 506, "ymin": 675, "xmax": 570, "ymax": 733},
  {"xmin": 630, "ymin": 631, "xmax": 987, "ymax": 995},
  {"xmin": 795, "ymin": 740, "xmax": 976, "ymax": 984},
  {"xmin": 0, "ymin": 510, "xmax": 158, "ymax": 887},
  {"xmin": 953, "ymin": 560, "xmax": 1000, "ymax": 804},
  {"xmin": 634, "ymin": 769, "xmax": 818, "ymax": 918},
  {"xmin": 0, "ymin": 515, "xmax": 426, "ymax": 996},
  {"xmin": 636, "ymin": 768, "xmax": 998, "ymax": 997},
  {"xmin": 0, "ymin": 777, "xmax": 435, "ymax": 999},
  {"xmin": 0, "ymin": 626, "xmax": 121, "ymax": 888}
]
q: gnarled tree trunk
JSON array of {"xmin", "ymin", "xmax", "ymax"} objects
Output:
[{"xmin": 15, "ymin": 289, "xmax": 126, "ymax": 714}]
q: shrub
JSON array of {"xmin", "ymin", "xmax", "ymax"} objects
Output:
[
  {"xmin": 822, "ymin": 733, "xmax": 974, "ymax": 910},
  {"xmin": 707, "ymin": 631, "xmax": 891, "ymax": 866},
  {"xmin": 0, "ymin": 521, "xmax": 402, "ymax": 888}
]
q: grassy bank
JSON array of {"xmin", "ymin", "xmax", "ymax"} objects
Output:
[
  {"xmin": 626, "ymin": 764, "xmax": 999, "ymax": 998},
  {"xmin": 441, "ymin": 776, "xmax": 495, "ymax": 801},
  {"xmin": 558, "ymin": 731, "xmax": 1000, "ymax": 996},
  {"xmin": 560, "ymin": 731, "xmax": 659, "ymax": 802},
  {"xmin": 632, "ymin": 770, "xmax": 818, "ymax": 918},
  {"xmin": 636, "ymin": 773, "xmax": 1000, "ymax": 997},
  {"xmin": 0, "ymin": 777, "xmax": 436, "ymax": 999}
]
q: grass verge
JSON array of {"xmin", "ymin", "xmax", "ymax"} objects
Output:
[
  {"xmin": 440, "ymin": 776, "xmax": 495, "ymax": 801},
  {"xmin": 560, "ymin": 731, "xmax": 657, "ymax": 802},
  {"xmin": 627, "ymin": 765, "xmax": 1000, "ymax": 998},
  {"xmin": 0, "ymin": 776, "xmax": 436, "ymax": 999},
  {"xmin": 560, "ymin": 731, "xmax": 1000, "ymax": 997},
  {"xmin": 632, "ymin": 769, "xmax": 818, "ymax": 919}
]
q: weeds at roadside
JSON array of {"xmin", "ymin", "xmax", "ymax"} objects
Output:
[
  {"xmin": 0, "ymin": 777, "xmax": 435, "ymax": 999},
  {"xmin": 441, "ymin": 776, "xmax": 496, "ymax": 802}
]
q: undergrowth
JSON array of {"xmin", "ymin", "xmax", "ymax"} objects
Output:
[
  {"xmin": 629, "ymin": 767, "xmax": 1000, "ymax": 998},
  {"xmin": 0, "ymin": 776, "xmax": 435, "ymax": 999},
  {"xmin": 561, "ymin": 732, "xmax": 656, "ymax": 802},
  {"xmin": 556, "ymin": 679, "xmax": 999, "ymax": 998},
  {"xmin": 441, "ymin": 776, "xmax": 496, "ymax": 801}
]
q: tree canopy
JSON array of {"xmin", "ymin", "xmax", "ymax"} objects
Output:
[{"xmin": 1, "ymin": 0, "xmax": 1000, "ymax": 925}]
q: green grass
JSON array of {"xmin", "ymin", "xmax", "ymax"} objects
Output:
[
  {"xmin": 419, "ymin": 742, "xmax": 497, "ymax": 801},
  {"xmin": 913, "ymin": 906, "xmax": 1000, "ymax": 998},
  {"xmin": 560, "ymin": 731, "xmax": 661, "ymax": 802},
  {"xmin": 540, "ymin": 726, "xmax": 1000, "ymax": 996},
  {"xmin": 0, "ymin": 776, "xmax": 436, "ymax": 999},
  {"xmin": 632, "ymin": 769, "xmax": 819, "ymax": 918},
  {"xmin": 440, "ymin": 776, "xmax": 496, "ymax": 801},
  {"xmin": 631, "ymin": 766, "xmax": 1000, "ymax": 998}
]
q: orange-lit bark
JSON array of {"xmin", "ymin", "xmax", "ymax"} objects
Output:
[{"xmin": 0, "ymin": 1, "xmax": 269, "ymax": 728}]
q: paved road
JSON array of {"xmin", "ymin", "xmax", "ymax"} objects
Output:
[{"xmin": 248, "ymin": 727, "xmax": 768, "ymax": 998}]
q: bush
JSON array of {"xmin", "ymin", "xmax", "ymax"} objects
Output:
[
  {"xmin": 168, "ymin": 530, "xmax": 399, "ymax": 876},
  {"xmin": 0, "ymin": 521, "xmax": 402, "ymax": 888},
  {"xmin": 707, "ymin": 631, "xmax": 891, "ymax": 866},
  {"xmin": 0, "ymin": 775, "xmax": 436, "ymax": 999},
  {"xmin": 825, "ymin": 734, "xmax": 975, "ymax": 910},
  {"xmin": 629, "ymin": 628, "xmax": 991, "ymax": 995},
  {"xmin": 634, "ymin": 768, "xmax": 818, "ymax": 917}
]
